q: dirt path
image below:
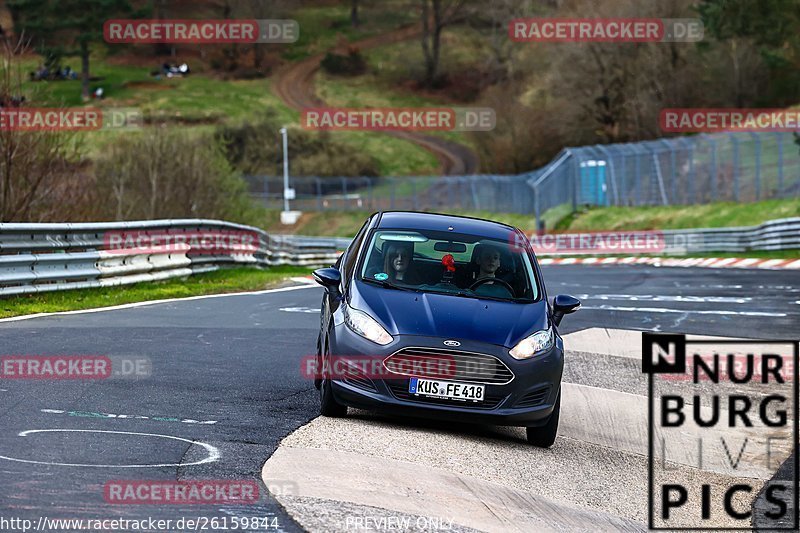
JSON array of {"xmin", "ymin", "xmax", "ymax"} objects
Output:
[{"xmin": 273, "ymin": 23, "xmax": 480, "ymax": 175}]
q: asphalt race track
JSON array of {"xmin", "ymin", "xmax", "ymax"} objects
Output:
[
  {"xmin": 0, "ymin": 265, "xmax": 797, "ymax": 531},
  {"xmin": 545, "ymin": 264, "xmax": 798, "ymax": 338}
]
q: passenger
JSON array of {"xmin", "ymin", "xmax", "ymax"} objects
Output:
[{"xmin": 382, "ymin": 241, "xmax": 420, "ymax": 285}]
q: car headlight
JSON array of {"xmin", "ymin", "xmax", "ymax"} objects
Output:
[
  {"xmin": 509, "ymin": 327, "xmax": 554, "ymax": 360},
  {"xmin": 344, "ymin": 304, "xmax": 393, "ymax": 345}
]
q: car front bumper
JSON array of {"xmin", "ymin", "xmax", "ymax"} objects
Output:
[{"xmin": 328, "ymin": 322, "xmax": 564, "ymax": 427}]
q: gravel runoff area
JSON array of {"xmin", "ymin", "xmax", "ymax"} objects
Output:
[{"xmin": 270, "ymin": 415, "xmax": 760, "ymax": 530}]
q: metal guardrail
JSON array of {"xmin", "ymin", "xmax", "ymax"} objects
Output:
[
  {"xmin": 662, "ymin": 217, "xmax": 800, "ymax": 254},
  {"xmin": 0, "ymin": 219, "xmax": 344, "ymax": 297},
  {"xmin": 277, "ymin": 217, "xmax": 798, "ymax": 257},
  {"xmin": 524, "ymin": 217, "xmax": 800, "ymax": 256},
  {"xmin": 0, "ymin": 217, "xmax": 796, "ymax": 297}
]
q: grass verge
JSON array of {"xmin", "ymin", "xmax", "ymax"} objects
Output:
[
  {"xmin": 265, "ymin": 209, "xmax": 574, "ymax": 238},
  {"xmin": 23, "ymin": 54, "xmax": 436, "ymax": 176},
  {"xmin": 0, "ymin": 266, "xmax": 312, "ymax": 319},
  {"xmin": 262, "ymin": 199, "xmax": 800, "ymax": 260},
  {"xmin": 262, "ymin": 198, "xmax": 800, "ymax": 238}
]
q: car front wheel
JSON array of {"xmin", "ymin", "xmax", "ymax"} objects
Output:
[
  {"xmin": 319, "ymin": 352, "xmax": 347, "ymax": 417},
  {"xmin": 526, "ymin": 390, "xmax": 560, "ymax": 448}
]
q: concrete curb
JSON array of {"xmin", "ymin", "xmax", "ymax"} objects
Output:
[
  {"xmin": 538, "ymin": 256, "xmax": 800, "ymax": 269},
  {"xmin": 262, "ymin": 446, "xmax": 646, "ymax": 533},
  {"xmin": 260, "ymin": 328, "xmax": 791, "ymax": 531}
]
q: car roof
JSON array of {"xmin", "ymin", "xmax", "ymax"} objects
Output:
[{"xmin": 376, "ymin": 211, "xmax": 517, "ymax": 240}]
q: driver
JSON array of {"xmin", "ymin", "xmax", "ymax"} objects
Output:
[
  {"xmin": 476, "ymin": 245, "xmax": 501, "ymax": 280},
  {"xmin": 459, "ymin": 243, "xmax": 516, "ymax": 297}
]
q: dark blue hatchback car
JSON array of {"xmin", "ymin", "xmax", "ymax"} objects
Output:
[{"xmin": 313, "ymin": 212, "xmax": 580, "ymax": 447}]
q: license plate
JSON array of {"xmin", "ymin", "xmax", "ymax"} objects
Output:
[{"xmin": 408, "ymin": 378, "xmax": 485, "ymax": 402}]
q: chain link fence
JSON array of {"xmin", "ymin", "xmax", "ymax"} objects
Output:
[
  {"xmin": 245, "ymin": 175, "xmax": 537, "ymax": 213},
  {"xmin": 247, "ymin": 131, "xmax": 800, "ymax": 229}
]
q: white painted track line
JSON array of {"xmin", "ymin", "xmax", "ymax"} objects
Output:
[
  {"xmin": 0, "ymin": 280, "xmax": 318, "ymax": 324},
  {"xmin": 539, "ymin": 256, "xmax": 799, "ymax": 270}
]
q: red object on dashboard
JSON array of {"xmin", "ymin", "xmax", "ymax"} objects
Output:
[{"xmin": 441, "ymin": 254, "xmax": 456, "ymax": 272}]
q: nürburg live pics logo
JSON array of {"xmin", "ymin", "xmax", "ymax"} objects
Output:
[{"xmin": 643, "ymin": 333, "xmax": 798, "ymax": 530}]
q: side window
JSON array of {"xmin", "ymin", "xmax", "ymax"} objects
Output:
[{"xmin": 342, "ymin": 218, "xmax": 371, "ymax": 281}]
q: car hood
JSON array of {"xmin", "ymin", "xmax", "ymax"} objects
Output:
[{"xmin": 350, "ymin": 280, "xmax": 548, "ymax": 348}]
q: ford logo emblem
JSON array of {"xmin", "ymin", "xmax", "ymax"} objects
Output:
[{"xmin": 443, "ymin": 340, "xmax": 461, "ymax": 347}]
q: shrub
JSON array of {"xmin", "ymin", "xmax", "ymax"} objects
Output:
[
  {"xmin": 215, "ymin": 111, "xmax": 379, "ymax": 177},
  {"xmin": 94, "ymin": 128, "xmax": 260, "ymax": 224},
  {"xmin": 320, "ymin": 47, "xmax": 367, "ymax": 76}
]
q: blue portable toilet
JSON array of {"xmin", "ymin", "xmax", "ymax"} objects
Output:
[{"xmin": 579, "ymin": 160, "xmax": 608, "ymax": 206}]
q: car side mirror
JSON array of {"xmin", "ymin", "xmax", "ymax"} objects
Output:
[
  {"xmin": 552, "ymin": 294, "xmax": 581, "ymax": 326},
  {"xmin": 313, "ymin": 267, "xmax": 341, "ymax": 293}
]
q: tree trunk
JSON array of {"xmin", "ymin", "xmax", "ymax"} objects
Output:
[
  {"xmin": 730, "ymin": 39, "xmax": 742, "ymax": 108},
  {"xmin": 420, "ymin": 0, "xmax": 433, "ymax": 85},
  {"xmin": 431, "ymin": 25, "xmax": 442, "ymax": 84},
  {"xmin": 420, "ymin": 0, "xmax": 445, "ymax": 86},
  {"xmin": 254, "ymin": 43, "xmax": 264, "ymax": 69},
  {"xmin": 80, "ymin": 41, "xmax": 90, "ymax": 101},
  {"xmin": 351, "ymin": 0, "xmax": 360, "ymax": 27},
  {"xmin": 0, "ymin": 136, "xmax": 11, "ymax": 221}
]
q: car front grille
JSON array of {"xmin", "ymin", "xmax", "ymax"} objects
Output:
[{"xmin": 383, "ymin": 347, "xmax": 514, "ymax": 385}]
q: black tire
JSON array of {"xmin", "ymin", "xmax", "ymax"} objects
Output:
[
  {"xmin": 319, "ymin": 351, "xmax": 347, "ymax": 417},
  {"xmin": 526, "ymin": 391, "xmax": 560, "ymax": 447},
  {"xmin": 313, "ymin": 351, "xmax": 322, "ymax": 391},
  {"xmin": 320, "ymin": 377, "xmax": 348, "ymax": 417}
]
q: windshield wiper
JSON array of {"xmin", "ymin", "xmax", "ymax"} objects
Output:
[
  {"xmin": 427, "ymin": 288, "xmax": 532, "ymax": 303},
  {"xmin": 361, "ymin": 278, "xmax": 419, "ymax": 292}
]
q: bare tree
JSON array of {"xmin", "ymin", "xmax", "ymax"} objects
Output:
[
  {"xmin": 94, "ymin": 128, "xmax": 256, "ymax": 222},
  {"xmin": 545, "ymin": 0, "xmax": 714, "ymax": 143},
  {"xmin": 419, "ymin": 0, "xmax": 466, "ymax": 86},
  {"xmin": 351, "ymin": 0, "xmax": 361, "ymax": 27},
  {"xmin": 230, "ymin": 0, "xmax": 296, "ymax": 71},
  {"xmin": 0, "ymin": 37, "xmax": 84, "ymax": 221},
  {"xmin": 472, "ymin": 0, "xmax": 538, "ymax": 81}
]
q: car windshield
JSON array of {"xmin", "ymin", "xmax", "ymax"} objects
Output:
[{"xmin": 359, "ymin": 229, "xmax": 539, "ymax": 303}]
